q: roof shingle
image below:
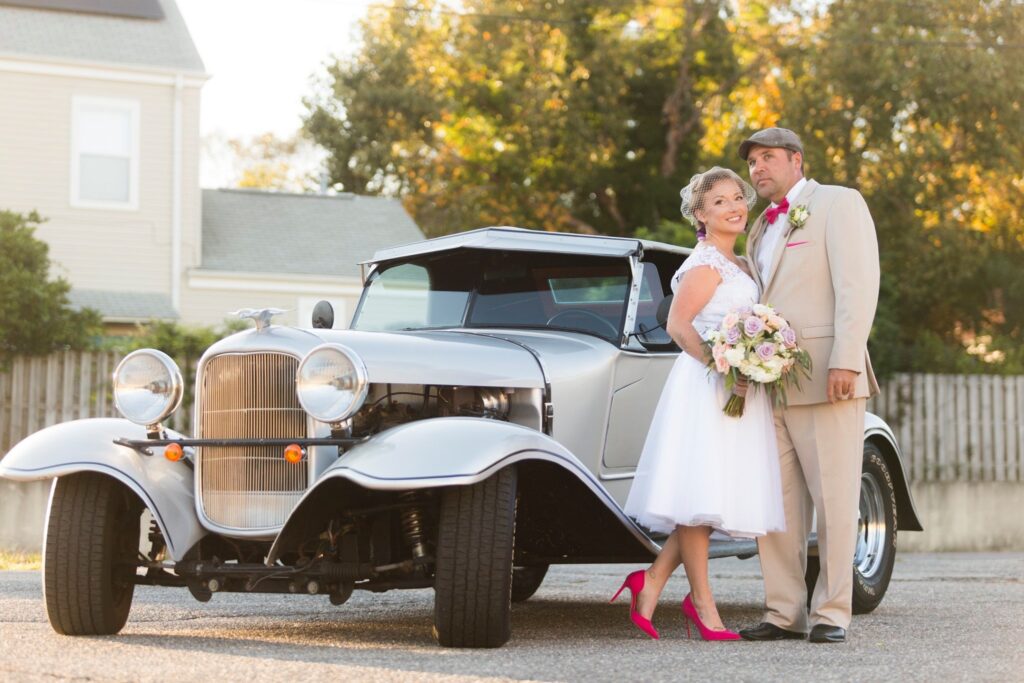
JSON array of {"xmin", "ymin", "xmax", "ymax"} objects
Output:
[
  {"xmin": 199, "ymin": 189, "xmax": 425, "ymax": 279},
  {"xmin": 0, "ymin": 0, "xmax": 204, "ymax": 72},
  {"xmin": 68, "ymin": 288, "xmax": 179, "ymax": 322}
]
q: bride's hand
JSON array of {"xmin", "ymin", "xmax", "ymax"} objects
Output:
[{"xmin": 733, "ymin": 376, "xmax": 749, "ymax": 397}]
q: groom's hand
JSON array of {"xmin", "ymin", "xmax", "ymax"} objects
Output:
[{"xmin": 827, "ymin": 369, "xmax": 859, "ymax": 403}]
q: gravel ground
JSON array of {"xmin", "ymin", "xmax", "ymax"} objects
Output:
[{"xmin": 1, "ymin": 552, "xmax": 1022, "ymax": 682}]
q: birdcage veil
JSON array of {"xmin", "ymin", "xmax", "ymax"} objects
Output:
[{"xmin": 679, "ymin": 167, "xmax": 757, "ymax": 240}]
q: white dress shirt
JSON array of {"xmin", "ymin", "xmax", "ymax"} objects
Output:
[{"xmin": 756, "ymin": 177, "xmax": 808, "ymax": 283}]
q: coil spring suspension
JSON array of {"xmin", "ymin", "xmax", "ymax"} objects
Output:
[{"xmin": 399, "ymin": 491, "xmax": 430, "ymax": 560}]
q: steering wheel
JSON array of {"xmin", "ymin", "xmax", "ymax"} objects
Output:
[{"xmin": 546, "ymin": 309, "xmax": 618, "ymax": 337}]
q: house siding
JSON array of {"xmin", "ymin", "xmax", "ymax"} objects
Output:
[
  {"xmin": 0, "ymin": 68, "xmax": 202, "ymax": 303},
  {"xmin": 180, "ymin": 273, "xmax": 365, "ymax": 328}
]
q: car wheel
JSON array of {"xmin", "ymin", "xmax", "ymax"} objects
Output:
[
  {"xmin": 43, "ymin": 472, "xmax": 143, "ymax": 635},
  {"xmin": 511, "ymin": 564, "xmax": 549, "ymax": 603},
  {"xmin": 433, "ymin": 466, "xmax": 517, "ymax": 648},
  {"xmin": 852, "ymin": 442, "xmax": 897, "ymax": 614}
]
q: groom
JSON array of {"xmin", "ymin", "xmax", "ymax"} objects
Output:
[{"xmin": 737, "ymin": 128, "xmax": 880, "ymax": 644}]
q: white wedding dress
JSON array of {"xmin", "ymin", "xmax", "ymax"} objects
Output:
[{"xmin": 624, "ymin": 241, "xmax": 786, "ymax": 538}]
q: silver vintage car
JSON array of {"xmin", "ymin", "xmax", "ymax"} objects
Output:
[{"xmin": 1, "ymin": 227, "xmax": 921, "ymax": 648}]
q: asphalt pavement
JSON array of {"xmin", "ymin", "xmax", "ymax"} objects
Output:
[{"xmin": 1, "ymin": 553, "xmax": 1022, "ymax": 682}]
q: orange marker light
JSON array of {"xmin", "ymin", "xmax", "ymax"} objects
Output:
[
  {"xmin": 284, "ymin": 443, "xmax": 304, "ymax": 464},
  {"xmin": 165, "ymin": 443, "xmax": 184, "ymax": 462}
]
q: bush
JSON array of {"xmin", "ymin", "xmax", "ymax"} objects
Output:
[{"xmin": 0, "ymin": 210, "xmax": 101, "ymax": 367}]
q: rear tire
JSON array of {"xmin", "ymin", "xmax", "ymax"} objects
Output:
[
  {"xmin": 803, "ymin": 443, "xmax": 898, "ymax": 614},
  {"xmin": 511, "ymin": 565, "xmax": 548, "ymax": 603},
  {"xmin": 852, "ymin": 443, "xmax": 897, "ymax": 614},
  {"xmin": 433, "ymin": 467, "xmax": 517, "ymax": 648},
  {"xmin": 44, "ymin": 473, "xmax": 143, "ymax": 635}
]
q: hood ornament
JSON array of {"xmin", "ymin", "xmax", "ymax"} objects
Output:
[{"xmin": 232, "ymin": 308, "xmax": 287, "ymax": 332}]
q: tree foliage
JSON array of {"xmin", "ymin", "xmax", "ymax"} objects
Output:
[
  {"xmin": 0, "ymin": 210, "xmax": 101, "ymax": 366},
  {"xmin": 764, "ymin": 0, "xmax": 1024, "ymax": 374},
  {"xmin": 305, "ymin": 0, "xmax": 1024, "ymax": 374},
  {"xmin": 306, "ymin": 0, "xmax": 745, "ymax": 236}
]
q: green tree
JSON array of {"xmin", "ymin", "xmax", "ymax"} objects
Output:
[
  {"xmin": 305, "ymin": 0, "xmax": 743, "ymax": 236},
  {"xmin": 761, "ymin": 0, "xmax": 1024, "ymax": 375},
  {"xmin": 0, "ymin": 210, "xmax": 101, "ymax": 366}
]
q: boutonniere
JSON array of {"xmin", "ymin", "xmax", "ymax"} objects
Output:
[{"xmin": 789, "ymin": 204, "xmax": 810, "ymax": 230}]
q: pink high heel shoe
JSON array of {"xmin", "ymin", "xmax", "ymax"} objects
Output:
[
  {"xmin": 610, "ymin": 570, "xmax": 660, "ymax": 639},
  {"xmin": 681, "ymin": 594, "xmax": 741, "ymax": 641}
]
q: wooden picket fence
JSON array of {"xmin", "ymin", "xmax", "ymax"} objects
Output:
[
  {"xmin": 1, "ymin": 353, "xmax": 1022, "ymax": 483},
  {"xmin": 0, "ymin": 351, "xmax": 194, "ymax": 454},
  {"xmin": 868, "ymin": 373, "xmax": 1023, "ymax": 483}
]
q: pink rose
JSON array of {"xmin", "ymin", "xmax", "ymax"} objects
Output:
[
  {"xmin": 722, "ymin": 312, "xmax": 740, "ymax": 330},
  {"xmin": 715, "ymin": 354, "xmax": 730, "ymax": 373}
]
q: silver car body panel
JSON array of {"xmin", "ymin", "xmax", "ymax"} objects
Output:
[
  {"xmin": 203, "ymin": 326, "xmax": 546, "ymax": 390},
  {"xmin": 0, "ymin": 418, "xmax": 204, "ymax": 560},
  {"xmin": 267, "ymin": 416, "xmax": 661, "ymax": 563}
]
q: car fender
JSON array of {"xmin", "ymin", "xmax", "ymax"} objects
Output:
[
  {"xmin": 269, "ymin": 417, "xmax": 659, "ymax": 563},
  {"xmin": 0, "ymin": 418, "xmax": 205, "ymax": 560},
  {"xmin": 864, "ymin": 412, "xmax": 923, "ymax": 531}
]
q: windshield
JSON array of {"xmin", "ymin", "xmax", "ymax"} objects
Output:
[{"xmin": 352, "ymin": 249, "xmax": 633, "ymax": 342}]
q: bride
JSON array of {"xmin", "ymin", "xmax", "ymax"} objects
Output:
[{"xmin": 613, "ymin": 167, "xmax": 786, "ymax": 640}]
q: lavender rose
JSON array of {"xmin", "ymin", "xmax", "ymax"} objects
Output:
[
  {"xmin": 725, "ymin": 326, "xmax": 742, "ymax": 345},
  {"xmin": 781, "ymin": 327, "xmax": 797, "ymax": 348},
  {"xmin": 756, "ymin": 342, "xmax": 777, "ymax": 362},
  {"xmin": 744, "ymin": 316, "xmax": 765, "ymax": 336}
]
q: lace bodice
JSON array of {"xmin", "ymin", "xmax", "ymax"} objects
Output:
[{"xmin": 671, "ymin": 242, "xmax": 759, "ymax": 338}]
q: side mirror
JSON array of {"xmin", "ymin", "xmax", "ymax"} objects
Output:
[
  {"xmin": 312, "ymin": 300, "xmax": 334, "ymax": 329},
  {"xmin": 655, "ymin": 294, "xmax": 673, "ymax": 329}
]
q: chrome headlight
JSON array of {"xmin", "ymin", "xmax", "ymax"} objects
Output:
[
  {"xmin": 113, "ymin": 349, "xmax": 184, "ymax": 427},
  {"xmin": 296, "ymin": 343, "xmax": 369, "ymax": 424}
]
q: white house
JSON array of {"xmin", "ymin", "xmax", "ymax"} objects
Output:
[{"xmin": 0, "ymin": 0, "xmax": 423, "ymax": 332}]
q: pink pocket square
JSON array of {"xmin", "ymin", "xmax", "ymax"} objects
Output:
[{"xmin": 786, "ymin": 240, "xmax": 809, "ymax": 248}]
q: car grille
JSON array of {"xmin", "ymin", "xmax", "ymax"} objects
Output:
[{"xmin": 197, "ymin": 352, "xmax": 307, "ymax": 530}]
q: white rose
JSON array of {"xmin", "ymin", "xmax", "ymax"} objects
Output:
[
  {"xmin": 752, "ymin": 304, "xmax": 772, "ymax": 317},
  {"xmin": 725, "ymin": 348, "xmax": 745, "ymax": 367}
]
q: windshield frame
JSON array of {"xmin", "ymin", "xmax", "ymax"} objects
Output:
[{"xmin": 352, "ymin": 248, "xmax": 643, "ymax": 345}]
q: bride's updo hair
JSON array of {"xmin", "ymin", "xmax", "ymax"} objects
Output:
[{"xmin": 679, "ymin": 167, "xmax": 757, "ymax": 241}]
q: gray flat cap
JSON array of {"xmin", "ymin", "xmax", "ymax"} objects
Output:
[{"xmin": 738, "ymin": 127, "xmax": 804, "ymax": 160}]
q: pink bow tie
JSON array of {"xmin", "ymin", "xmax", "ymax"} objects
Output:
[{"xmin": 765, "ymin": 197, "xmax": 790, "ymax": 225}]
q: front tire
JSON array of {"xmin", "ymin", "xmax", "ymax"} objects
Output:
[
  {"xmin": 852, "ymin": 442, "xmax": 897, "ymax": 614},
  {"xmin": 433, "ymin": 467, "xmax": 517, "ymax": 648},
  {"xmin": 44, "ymin": 473, "xmax": 143, "ymax": 635}
]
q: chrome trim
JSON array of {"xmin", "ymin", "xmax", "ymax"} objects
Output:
[
  {"xmin": 195, "ymin": 351, "xmax": 308, "ymax": 533},
  {"xmin": 621, "ymin": 256, "xmax": 644, "ymax": 350},
  {"xmin": 855, "ymin": 470, "xmax": 887, "ymax": 577}
]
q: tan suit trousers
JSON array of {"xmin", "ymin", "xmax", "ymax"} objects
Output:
[{"xmin": 757, "ymin": 397, "xmax": 866, "ymax": 631}]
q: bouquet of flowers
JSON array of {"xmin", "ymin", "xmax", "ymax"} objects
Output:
[{"xmin": 705, "ymin": 304, "xmax": 812, "ymax": 417}]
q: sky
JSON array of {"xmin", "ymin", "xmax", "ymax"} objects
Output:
[{"xmin": 176, "ymin": 0, "xmax": 376, "ymax": 140}]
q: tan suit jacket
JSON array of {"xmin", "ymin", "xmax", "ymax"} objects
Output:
[{"xmin": 746, "ymin": 180, "xmax": 881, "ymax": 405}]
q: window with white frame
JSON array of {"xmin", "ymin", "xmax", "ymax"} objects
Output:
[{"xmin": 71, "ymin": 97, "xmax": 140, "ymax": 209}]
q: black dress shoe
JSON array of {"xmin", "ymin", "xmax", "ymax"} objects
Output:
[
  {"xmin": 739, "ymin": 622, "xmax": 806, "ymax": 641},
  {"xmin": 809, "ymin": 625, "xmax": 846, "ymax": 643}
]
